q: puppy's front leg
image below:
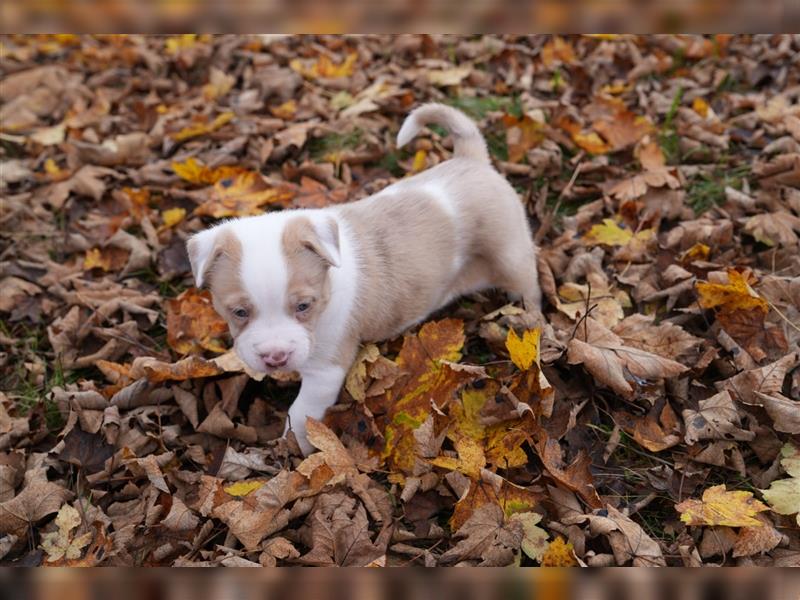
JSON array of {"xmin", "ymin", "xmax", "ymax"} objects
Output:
[{"xmin": 284, "ymin": 363, "xmax": 347, "ymax": 455}]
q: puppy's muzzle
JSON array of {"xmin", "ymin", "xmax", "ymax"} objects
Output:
[{"xmin": 260, "ymin": 349, "xmax": 292, "ymax": 369}]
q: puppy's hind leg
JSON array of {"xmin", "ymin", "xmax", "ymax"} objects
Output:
[{"xmin": 493, "ymin": 241, "xmax": 542, "ymax": 313}]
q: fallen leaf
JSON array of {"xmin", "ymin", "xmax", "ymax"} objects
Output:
[
  {"xmin": 166, "ymin": 288, "xmax": 229, "ymax": 355},
  {"xmin": 505, "ymin": 327, "xmax": 540, "ymax": 371},
  {"xmin": 540, "ymin": 537, "xmax": 578, "ymax": 567},
  {"xmin": 567, "ymin": 317, "xmax": 688, "ymax": 398},
  {"xmin": 172, "ymin": 112, "xmax": 234, "ymax": 142},
  {"xmin": 676, "ymin": 484, "xmax": 769, "ymax": 527},
  {"xmin": 682, "ymin": 390, "xmax": 755, "ymax": 445},
  {"xmin": 761, "ymin": 443, "xmax": 800, "ymax": 526},
  {"xmin": 194, "ymin": 172, "xmax": 296, "ymax": 218},
  {"xmin": 583, "ymin": 219, "xmax": 654, "ymax": 247},
  {"xmin": 41, "ymin": 504, "xmax": 93, "ymax": 562}
]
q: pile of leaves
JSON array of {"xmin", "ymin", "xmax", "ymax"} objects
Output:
[{"xmin": 1, "ymin": 34, "xmax": 799, "ymax": 567}]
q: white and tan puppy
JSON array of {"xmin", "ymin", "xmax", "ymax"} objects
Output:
[{"xmin": 187, "ymin": 104, "xmax": 541, "ymax": 455}]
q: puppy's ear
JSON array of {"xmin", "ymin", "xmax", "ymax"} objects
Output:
[
  {"xmin": 187, "ymin": 226, "xmax": 224, "ymax": 287},
  {"xmin": 302, "ymin": 217, "xmax": 340, "ymax": 268}
]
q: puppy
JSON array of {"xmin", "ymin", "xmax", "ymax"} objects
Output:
[{"xmin": 187, "ymin": 103, "xmax": 541, "ymax": 455}]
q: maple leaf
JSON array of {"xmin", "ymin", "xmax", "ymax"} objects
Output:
[
  {"xmin": 682, "ymin": 391, "xmax": 754, "ymax": 445},
  {"xmin": 541, "ymin": 36, "xmax": 576, "ymax": 67},
  {"xmin": 696, "ymin": 270, "xmax": 769, "ymax": 313},
  {"xmin": 540, "ymin": 537, "xmax": 578, "ymax": 567},
  {"xmin": 502, "ymin": 114, "xmax": 545, "ymax": 163},
  {"xmin": 566, "ymin": 317, "xmax": 687, "ymax": 399},
  {"xmin": 513, "ymin": 511, "xmax": 549, "ymax": 562},
  {"xmin": 439, "ymin": 503, "xmax": 524, "ymax": 566},
  {"xmin": 676, "ymin": 485, "xmax": 769, "ymax": 527},
  {"xmin": 290, "ymin": 52, "xmax": 358, "ymax": 79},
  {"xmin": 194, "ymin": 172, "xmax": 296, "ymax": 218},
  {"xmin": 555, "ymin": 278, "xmax": 628, "ymax": 329},
  {"xmin": 41, "ymin": 504, "xmax": 93, "ymax": 563},
  {"xmin": 166, "ymin": 288, "xmax": 229, "ymax": 355},
  {"xmin": 583, "ymin": 219, "xmax": 654, "ymax": 247},
  {"xmin": 375, "ymin": 319, "xmax": 477, "ymax": 474},
  {"xmin": 172, "ymin": 157, "xmax": 247, "ymax": 186},
  {"xmin": 760, "ymin": 443, "xmax": 800, "ymax": 526},
  {"xmin": 429, "ymin": 436, "xmax": 486, "ymax": 479}
]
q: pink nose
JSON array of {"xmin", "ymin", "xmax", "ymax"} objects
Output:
[{"xmin": 260, "ymin": 350, "xmax": 290, "ymax": 368}]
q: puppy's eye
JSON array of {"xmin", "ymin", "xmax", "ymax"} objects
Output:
[
  {"xmin": 232, "ymin": 308, "xmax": 249, "ymax": 319},
  {"xmin": 296, "ymin": 302, "xmax": 311, "ymax": 313}
]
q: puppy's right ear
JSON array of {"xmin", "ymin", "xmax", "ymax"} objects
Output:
[{"xmin": 187, "ymin": 227, "xmax": 221, "ymax": 288}]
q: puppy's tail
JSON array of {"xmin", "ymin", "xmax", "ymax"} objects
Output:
[{"xmin": 396, "ymin": 103, "xmax": 489, "ymax": 163}]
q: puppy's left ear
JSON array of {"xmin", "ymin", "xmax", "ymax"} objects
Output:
[
  {"xmin": 302, "ymin": 217, "xmax": 341, "ymax": 268},
  {"xmin": 187, "ymin": 226, "xmax": 223, "ymax": 287}
]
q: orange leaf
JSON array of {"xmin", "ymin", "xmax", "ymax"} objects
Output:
[
  {"xmin": 194, "ymin": 172, "xmax": 296, "ymax": 218},
  {"xmin": 166, "ymin": 288, "xmax": 229, "ymax": 355}
]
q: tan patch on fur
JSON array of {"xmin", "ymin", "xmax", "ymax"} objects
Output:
[
  {"xmin": 281, "ymin": 216, "xmax": 333, "ymax": 332},
  {"xmin": 203, "ymin": 229, "xmax": 251, "ymax": 336}
]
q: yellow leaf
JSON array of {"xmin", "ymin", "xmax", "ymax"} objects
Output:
[
  {"xmin": 573, "ymin": 131, "xmax": 610, "ymax": 154},
  {"xmin": 695, "ymin": 270, "xmax": 769, "ymax": 314},
  {"xmin": 172, "ymin": 157, "xmax": 246, "ymax": 186},
  {"xmin": 161, "ymin": 207, "xmax": 186, "ymax": 229},
  {"xmin": 165, "ymin": 34, "xmax": 197, "ymax": 54},
  {"xmin": 676, "ymin": 484, "xmax": 769, "ymax": 527},
  {"xmin": 583, "ymin": 219, "xmax": 654, "ymax": 247},
  {"xmin": 505, "ymin": 328, "xmax": 540, "ymax": 371},
  {"xmin": 540, "ymin": 537, "xmax": 578, "ymax": 567},
  {"xmin": 583, "ymin": 34, "xmax": 624, "ymax": 41},
  {"xmin": 44, "ymin": 158, "xmax": 64, "ymax": 178},
  {"xmin": 290, "ymin": 52, "xmax": 358, "ymax": 79},
  {"xmin": 270, "ymin": 99, "xmax": 297, "ymax": 120},
  {"xmin": 224, "ymin": 480, "xmax": 265, "ymax": 497},
  {"xmin": 693, "ymin": 97, "xmax": 710, "ymax": 118},
  {"xmin": 172, "ymin": 112, "xmax": 234, "ymax": 142},
  {"xmin": 429, "ymin": 436, "xmax": 486, "ymax": 478},
  {"xmin": 681, "ymin": 242, "xmax": 711, "ymax": 263},
  {"xmin": 503, "ymin": 114, "xmax": 545, "ymax": 163},
  {"xmin": 83, "ymin": 248, "xmax": 109, "ymax": 271},
  {"xmin": 411, "ymin": 149, "xmax": 427, "ymax": 173},
  {"xmin": 193, "ymin": 171, "xmax": 296, "ymax": 218}
]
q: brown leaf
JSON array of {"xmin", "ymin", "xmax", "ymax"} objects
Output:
[
  {"xmin": 0, "ymin": 478, "xmax": 73, "ymax": 538},
  {"xmin": 566, "ymin": 317, "xmax": 688, "ymax": 398},
  {"xmin": 439, "ymin": 503, "xmax": 523, "ymax": 566},
  {"xmin": 681, "ymin": 390, "xmax": 755, "ymax": 445}
]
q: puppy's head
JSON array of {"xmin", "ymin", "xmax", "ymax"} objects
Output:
[{"xmin": 187, "ymin": 213, "xmax": 340, "ymax": 373}]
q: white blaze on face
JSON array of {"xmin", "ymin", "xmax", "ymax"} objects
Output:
[{"xmin": 232, "ymin": 214, "xmax": 313, "ymax": 373}]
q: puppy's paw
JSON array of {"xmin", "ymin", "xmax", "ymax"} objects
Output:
[{"xmin": 283, "ymin": 420, "xmax": 315, "ymax": 457}]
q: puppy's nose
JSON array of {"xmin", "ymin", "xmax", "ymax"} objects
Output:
[{"xmin": 260, "ymin": 350, "xmax": 290, "ymax": 368}]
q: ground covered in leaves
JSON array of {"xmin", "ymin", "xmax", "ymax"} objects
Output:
[{"xmin": 1, "ymin": 34, "xmax": 799, "ymax": 567}]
